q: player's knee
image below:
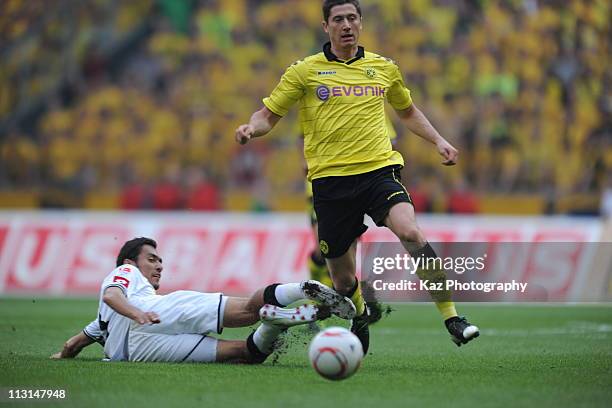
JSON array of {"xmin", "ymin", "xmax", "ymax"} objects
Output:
[{"xmin": 394, "ymin": 224, "xmax": 423, "ymax": 243}]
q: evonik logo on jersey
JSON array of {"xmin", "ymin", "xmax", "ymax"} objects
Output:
[{"xmin": 316, "ymin": 85, "xmax": 385, "ymax": 101}]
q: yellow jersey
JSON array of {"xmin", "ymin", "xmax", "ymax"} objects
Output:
[{"xmin": 263, "ymin": 43, "xmax": 412, "ymax": 181}]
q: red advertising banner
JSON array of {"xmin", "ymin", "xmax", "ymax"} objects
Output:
[{"xmin": 0, "ymin": 212, "xmax": 606, "ymax": 300}]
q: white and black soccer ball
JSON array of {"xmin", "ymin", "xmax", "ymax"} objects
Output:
[{"xmin": 308, "ymin": 326, "xmax": 364, "ymax": 381}]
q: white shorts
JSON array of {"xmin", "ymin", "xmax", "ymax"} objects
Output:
[
  {"xmin": 128, "ymin": 332, "xmax": 218, "ymax": 363},
  {"xmin": 127, "ymin": 291, "xmax": 228, "ymax": 363},
  {"xmin": 131, "ymin": 291, "xmax": 227, "ymax": 335}
]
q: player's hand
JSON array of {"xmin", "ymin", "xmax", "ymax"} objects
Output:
[
  {"xmin": 133, "ymin": 311, "xmax": 160, "ymax": 325},
  {"xmin": 436, "ymin": 140, "xmax": 458, "ymax": 166},
  {"xmin": 50, "ymin": 352, "xmax": 62, "ymax": 359},
  {"xmin": 235, "ymin": 124, "xmax": 254, "ymax": 145}
]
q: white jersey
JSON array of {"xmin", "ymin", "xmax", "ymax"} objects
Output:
[
  {"xmin": 96, "ymin": 264, "xmax": 156, "ymax": 360},
  {"xmin": 84, "ymin": 263, "xmax": 227, "ymax": 363},
  {"xmin": 83, "ymin": 318, "xmax": 104, "ymax": 344}
]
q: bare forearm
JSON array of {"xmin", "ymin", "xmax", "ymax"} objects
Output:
[
  {"xmin": 236, "ymin": 107, "xmax": 281, "ymax": 145},
  {"xmin": 398, "ymin": 105, "xmax": 445, "ymax": 145},
  {"xmin": 52, "ymin": 332, "xmax": 95, "ymax": 359},
  {"xmin": 103, "ymin": 291, "xmax": 143, "ymax": 321},
  {"xmin": 102, "ymin": 287, "xmax": 160, "ymax": 325},
  {"xmin": 248, "ymin": 109, "xmax": 276, "ymax": 138},
  {"xmin": 397, "ymin": 104, "xmax": 459, "ymax": 166}
]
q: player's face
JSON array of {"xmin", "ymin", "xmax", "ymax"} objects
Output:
[
  {"xmin": 136, "ymin": 245, "xmax": 163, "ymax": 290},
  {"xmin": 322, "ymin": 4, "xmax": 362, "ymax": 50}
]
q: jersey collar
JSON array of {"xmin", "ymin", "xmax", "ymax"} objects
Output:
[{"xmin": 323, "ymin": 42, "xmax": 365, "ymax": 65}]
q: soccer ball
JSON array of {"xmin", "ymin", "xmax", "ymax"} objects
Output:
[{"xmin": 308, "ymin": 326, "xmax": 364, "ymax": 381}]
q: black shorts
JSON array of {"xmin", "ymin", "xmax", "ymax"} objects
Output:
[
  {"xmin": 312, "ymin": 165, "xmax": 413, "ymax": 258},
  {"xmin": 307, "ymin": 196, "xmax": 317, "ymax": 226}
]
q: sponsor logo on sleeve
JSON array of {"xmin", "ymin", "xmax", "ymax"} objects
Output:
[{"xmin": 113, "ymin": 276, "xmax": 130, "ymax": 288}]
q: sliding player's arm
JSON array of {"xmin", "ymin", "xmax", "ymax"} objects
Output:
[
  {"xmin": 50, "ymin": 331, "xmax": 96, "ymax": 359},
  {"xmin": 235, "ymin": 107, "xmax": 282, "ymax": 145},
  {"xmin": 395, "ymin": 104, "xmax": 458, "ymax": 166},
  {"xmin": 51, "ymin": 317, "xmax": 105, "ymax": 359},
  {"xmin": 102, "ymin": 287, "xmax": 160, "ymax": 325}
]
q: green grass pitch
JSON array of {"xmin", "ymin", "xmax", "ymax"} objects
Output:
[{"xmin": 1, "ymin": 298, "xmax": 610, "ymax": 407}]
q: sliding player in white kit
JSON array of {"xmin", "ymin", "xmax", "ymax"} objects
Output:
[{"xmin": 51, "ymin": 237, "xmax": 356, "ymax": 364}]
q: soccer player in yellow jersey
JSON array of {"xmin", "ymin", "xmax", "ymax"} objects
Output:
[
  {"xmin": 306, "ymin": 110, "xmax": 395, "ymax": 322},
  {"xmin": 235, "ymin": 0, "xmax": 479, "ymax": 354}
]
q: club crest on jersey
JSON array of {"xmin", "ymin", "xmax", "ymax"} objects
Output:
[{"xmin": 365, "ymin": 67, "xmax": 377, "ymax": 78}]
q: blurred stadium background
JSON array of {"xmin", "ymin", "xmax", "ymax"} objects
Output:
[
  {"xmin": 0, "ymin": 3, "xmax": 611, "ymax": 406},
  {"xmin": 0, "ymin": 0, "xmax": 610, "ymax": 299}
]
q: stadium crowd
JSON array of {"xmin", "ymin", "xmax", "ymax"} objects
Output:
[{"xmin": 0, "ymin": 0, "xmax": 610, "ymax": 213}]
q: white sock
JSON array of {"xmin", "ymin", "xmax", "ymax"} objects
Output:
[
  {"xmin": 274, "ymin": 283, "xmax": 303, "ymax": 306},
  {"xmin": 252, "ymin": 323, "xmax": 284, "ymax": 354}
]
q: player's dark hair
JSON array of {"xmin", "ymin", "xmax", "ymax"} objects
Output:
[
  {"xmin": 116, "ymin": 237, "xmax": 157, "ymax": 267},
  {"xmin": 322, "ymin": 0, "xmax": 361, "ymax": 22}
]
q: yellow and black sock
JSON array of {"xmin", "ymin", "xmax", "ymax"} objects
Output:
[
  {"xmin": 413, "ymin": 243, "xmax": 458, "ymax": 321},
  {"xmin": 344, "ymin": 277, "xmax": 366, "ymax": 317},
  {"xmin": 435, "ymin": 301, "xmax": 458, "ymax": 321}
]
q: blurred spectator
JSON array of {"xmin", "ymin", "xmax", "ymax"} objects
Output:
[
  {"xmin": 0, "ymin": 131, "xmax": 40, "ymax": 187},
  {"xmin": 120, "ymin": 182, "xmax": 150, "ymax": 210},
  {"xmin": 152, "ymin": 165, "xmax": 183, "ymax": 210},
  {"xmin": 184, "ymin": 167, "xmax": 221, "ymax": 211},
  {"xmin": 407, "ymin": 176, "xmax": 433, "ymax": 213},
  {"xmin": 447, "ymin": 179, "xmax": 480, "ymax": 214}
]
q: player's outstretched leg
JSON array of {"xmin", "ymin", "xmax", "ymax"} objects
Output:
[
  {"xmin": 445, "ymin": 316, "xmax": 480, "ymax": 347},
  {"xmin": 259, "ymin": 303, "xmax": 330, "ymax": 326},
  {"xmin": 344, "ymin": 278, "xmax": 370, "ymax": 354},
  {"xmin": 263, "ymin": 281, "xmax": 356, "ymax": 320},
  {"xmin": 245, "ymin": 304, "xmax": 326, "ymax": 363},
  {"xmin": 300, "ymin": 280, "xmax": 356, "ymax": 320},
  {"xmin": 411, "ymin": 243, "xmax": 481, "ymax": 347},
  {"xmin": 384, "ymin": 203, "xmax": 482, "ymax": 347},
  {"xmin": 320, "ymin": 241, "xmax": 371, "ymax": 354},
  {"xmin": 246, "ymin": 324, "xmax": 282, "ymax": 364}
]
